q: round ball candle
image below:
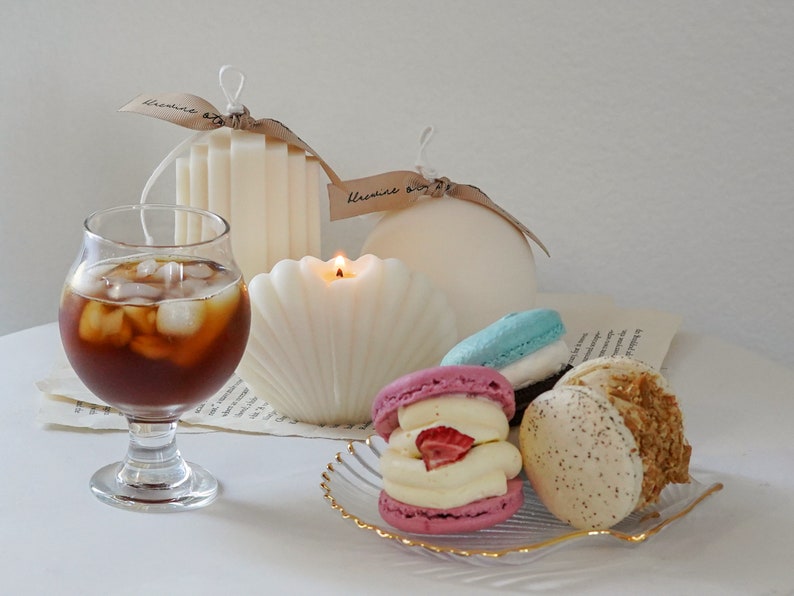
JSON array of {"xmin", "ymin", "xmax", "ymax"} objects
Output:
[
  {"xmin": 238, "ymin": 254, "xmax": 457, "ymax": 425},
  {"xmin": 360, "ymin": 196, "xmax": 537, "ymax": 340}
]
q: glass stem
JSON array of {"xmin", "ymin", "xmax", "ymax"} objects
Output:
[{"xmin": 117, "ymin": 418, "xmax": 191, "ymax": 493}]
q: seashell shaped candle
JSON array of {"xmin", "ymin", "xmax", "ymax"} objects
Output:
[{"xmin": 238, "ymin": 254, "xmax": 458, "ymax": 425}]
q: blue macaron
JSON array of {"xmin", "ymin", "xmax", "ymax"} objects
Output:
[
  {"xmin": 441, "ymin": 309, "xmax": 571, "ymax": 425},
  {"xmin": 441, "ymin": 309, "xmax": 566, "ymax": 369}
]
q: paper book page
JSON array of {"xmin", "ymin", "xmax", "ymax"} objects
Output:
[
  {"xmin": 37, "ymin": 294, "xmax": 680, "ymax": 440},
  {"xmin": 536, "ymin": 293, "xmax": 682, "ymax": 371},
  {"xmin": 36, "ymin": 361, "xmax": 373, "ymax": 439}
]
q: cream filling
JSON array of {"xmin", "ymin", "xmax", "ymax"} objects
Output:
[
  {"xmin": 382, "ymin": 395, "xmax": 521, "ymax": 509},
  {"xmin": 390, "ymin": 395, "xmax": 508, "ymax": 456},
  {"xmin": 381, "ymin": 442, "xmax": 522, "ymax": 509},
  {"xmin": 397, "ymin": 394, "xmax": 508, "ymax": 439},
  {"xmin": 498, "ymin": 339, "xmax": 570, "ymax": 388}
]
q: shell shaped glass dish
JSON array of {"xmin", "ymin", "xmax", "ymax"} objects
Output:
[{"xmin": 321, "ymin": 436, "xmax": 723, "ymax": 565}]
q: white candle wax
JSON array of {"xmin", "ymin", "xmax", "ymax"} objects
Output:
[
  {"xmin": 188, "ymin": 143, "xmax": 208, "ymax": 242},
  {"xmin": 305, "ymin": 156, "xmax": 321, "ymax": 257},
  {"xmin": 361, "ymin": 196, "xmax": 537, "ymax": 340},
  {"xmin": 238, "ymin": 254, "xmax": 457, "ymax": 424},
  {"xmin": 175, "ymin": 157, "xmax": 190, "ymax": 244},
  {"xmin": 287, "ymin": 145, "xmax": 308, "ymax": 257},
  {"xmin": 265, "ymin": 137, "xmax": 290, "ymax": 265},
  {"xmin": 207, "ymin": 128, "xmax": 231, "ymax": 223},
  {"xmin": 230, "ymin": 129, "xmax": 268, "ymax": 283},
  {"xmin": 178, "ymin": 130, "xmax": 323, "ymax": 279}
]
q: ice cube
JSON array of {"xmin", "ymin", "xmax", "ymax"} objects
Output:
[
  {"xmin": 130, "ymin": 334, "xmax": 173, "ymax": 360},
  {"xmin": 183, "ymin": 262, "xmax": 214, "ymax": 279},
  {"xmin": 155, "ymin": 261, "xmax": 184, "ymax": 285},
  {"xmin": 122, "ymin": 305, "xmax": 157, "ymax": 334},
  {"xmin": 168, "ymin": 278, "xmax": 208, "ymax": 300},
  {"xmin": 156, "ymin": 299, "xmax": 206, "ymax": 337},
  {"xmin": 70, "ymin": 275, "xmax": 105, "ymax": 298},
  {"xmin": 107, "ymin": 282, "xmax": 162, "ymax": 302},
  {"xmin": 169, "ymin": 283, "xmax": 241, "ymax": 367},
  {"xmin": 136, "ymin": 258, "xmax": 159, "ymax": 279},
  {"xmin": 206, "ymin": 282, "xmax": 240, "ymax": 316},
  {"xmin": 69, "ymin": 262, "xmax": 112, "ymax": 297},
  {"xmin": 78, "ymin": 302, "xmax": 132, "ymax": 346}
]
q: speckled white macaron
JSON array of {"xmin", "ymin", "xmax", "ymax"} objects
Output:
[
  {"xmin": 556, "ymin": 355, "xmax": 668, "ymax": 395},
  {"xmin": 519, "ymin": 385, "xmax": 643, "ymax": 530}
]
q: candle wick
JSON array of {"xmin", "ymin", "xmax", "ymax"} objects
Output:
[{"xmin": 336, "ymin": 268, "xmax": 344, "ymax": 278}]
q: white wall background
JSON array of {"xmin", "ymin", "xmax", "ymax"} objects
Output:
[{"xmin": 2, "ymin": 0, "xmax": 793, "ymax": 370}]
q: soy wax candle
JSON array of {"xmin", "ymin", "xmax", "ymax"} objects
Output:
[
  {"xmin": 330, "ymin": 127, "xmax": 547, "ymax": 341},
  {"xmin": 361, "ymin": 196, "xmax": 538, "ymax": 340},
  {"xmin": 237, "ymin": 255, "xmax": 457, "ymax": 425}
]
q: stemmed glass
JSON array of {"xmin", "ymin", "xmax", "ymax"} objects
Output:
[{"xmin": 59, "ymin": 204, "xmax": 250, "ymax": 511}]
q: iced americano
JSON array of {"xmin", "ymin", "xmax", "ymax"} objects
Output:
[{"xmin": 60, "ymin": 255, "xmax": 251, "ymax": 420}]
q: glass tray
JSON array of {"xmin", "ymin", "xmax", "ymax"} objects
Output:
[{"xmin": 321, "ymin": 436, "xmax": 723, "ymax": 564}]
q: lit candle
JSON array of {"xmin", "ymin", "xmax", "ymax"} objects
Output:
[
  {"xmin": 361, "ymin": 196, "xmax": 537, "ymax": 340},
  {"xmin": 238, "ymin": 254, "xmax": 457, "ymax": 425}
]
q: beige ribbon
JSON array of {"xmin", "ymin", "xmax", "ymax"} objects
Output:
[
  {"xmin": 327, "ymin": 170, "xmax": 549, "ymax": 256},
  {"xmin": 119, "ymin": 91, "xmax": 343, "ymax": 187}
]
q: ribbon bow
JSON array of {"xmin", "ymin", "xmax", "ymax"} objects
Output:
[
  {"xmin": 327, "ymin": 127, "xmax": 549, "ymax": 256},
  {"xmin": 119, "ymin": 66, "xmax": 343, "ymax": 189}
]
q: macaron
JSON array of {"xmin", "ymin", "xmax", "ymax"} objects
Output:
[
  {"xmin": 519, "ymin": 385, "xmax": 643, "ymax": 530},
  {"xmin": 371, "ymin": 365, "xmax": 515, "ymax": 440},
  {"xmin": 556, "ymin": 355, "xmax": 691, "ymax": 510},
  {"xmin": 441, "ymin": 309, "xmax": 572, "ymax": 425},
  {"xmin": 371, "ymin": 365, "xmax": 523, "ymax": 534},
  {"xmin": 519, "ymin": 356, "xmax": 691, "ymax": 530},
  {"xmin": 377, "ymin": 478, "xmax": 525, "ymax": 535}
]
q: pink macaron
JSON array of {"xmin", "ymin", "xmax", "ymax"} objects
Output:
[
  {"xmin": 378, "ymin": 478, "xmax": 525, "ymax": 534},
  {"xmin": 371, "ymin": 365, "xmax": 515, "ymax": 440},
  {"xmin": 371, "ymin": 365, "xmax": 522, "ymax": 534}
]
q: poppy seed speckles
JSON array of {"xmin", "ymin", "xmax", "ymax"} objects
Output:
[{"xmin": 519, "ymin": 386, "xmax": 644, "ymax": 530}]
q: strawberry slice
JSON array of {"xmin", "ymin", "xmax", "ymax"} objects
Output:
[{"xmin": 415, "ymin": 426, "xmax": 475, "ymax": 471}]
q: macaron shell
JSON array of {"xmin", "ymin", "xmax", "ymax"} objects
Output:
[
  {"xmin": 556, "ymin": 355, "xmax": 690, "ymax": 510},
  {"xmin": 557, "ymin": 356, "xmax": 668, "ymax": 393},
  {"xmin": 441, "ymin": 309, "xmax": 566, "ymax": 370},
  {"xmin": 519, "ymin": 386, "xmax": 643, "ymax": 530},
  {"xmin": 371, "ymin": 365, "xmax": 515, "ymax": 439},
  {"xmin": 377, "ymin": 478, "xmax": 525, "ymax": 534}
]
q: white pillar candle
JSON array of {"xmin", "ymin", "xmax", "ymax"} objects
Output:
[
  {"xmin": 305, "ymin": 156, "xmax": 321, "ymax": 258},
  {"xmin": 188, "ymin": 143, "xmax": 208, "ymax": 242},
  {"xmin": 361, "ymin": 196, "xmax": 537, "ymax": 340},
  {"xmin": 230, "ymin": 129, "xmax": 268, "ymax": 283},
  {"xmin": 238, "ymin": 254, "xmax": 457, "ymax": 425},
  {"xmin": 265, "ymin": 137, "xmax": 290, "ymax": 265},
  {"xmin": 175, "ymin": 157, "xmax": 190, "ymax": 245},
  {"xmin": 178, "ymin": 130, "xmax": 323, "ymax": 280},
  {"xmin": 287, "ymin": 145, "xmax": 308, "ymax": 257},
  {"xmin": 207, "ymin": 128, "xmax": 231, "ymax": 224}
]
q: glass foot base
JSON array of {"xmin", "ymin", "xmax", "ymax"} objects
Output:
[{"xmin": 89, "ymin": 461, "xmax": 219, "ymax": 512}]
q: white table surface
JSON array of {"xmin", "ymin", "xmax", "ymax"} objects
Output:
[{"xmin": 2, "ymin": 323, "xmax": 793, "ymax": 595}]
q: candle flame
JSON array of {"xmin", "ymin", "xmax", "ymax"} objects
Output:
[{"xmin": 334, "ymin": 255, "xmax": 346, "ymax": 278}]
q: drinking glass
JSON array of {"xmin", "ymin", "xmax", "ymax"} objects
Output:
[{"xmin": 59, "ymin": 204, "xmax": 251, "ymax": 511}]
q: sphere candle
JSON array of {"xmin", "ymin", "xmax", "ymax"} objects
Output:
[
  {"xmin": 361, "ymin": 196, "xmax": 537, "ymax": 340},
  {"xmin": 238, "ymin": 254, "xmax": 457, "ymax": 425}
]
